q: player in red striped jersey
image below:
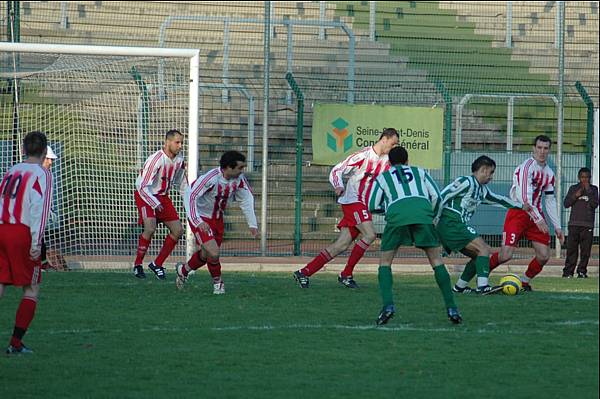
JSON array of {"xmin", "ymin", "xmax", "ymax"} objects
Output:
[
  {"xmin": 176, "ymin": 150, "xmax": 258, "ymax": 294},
  {"xmin": 0, "ymin": 131, "xmax": 53, "ymax": 354},
  {"xmin": 133, "ymin": 129, "xmax": 187, "ymax": 280},
  {"xmin": 489, "ymin": 135, "xmax": 565, "ymax": 291},
  {"xmin": 293, "ymin": 128, "xmax": 399, "ymax": 288}
]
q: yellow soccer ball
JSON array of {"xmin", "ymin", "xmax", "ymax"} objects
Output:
[{"xmin": 499, "ymin": 274, "xmax": 522, "ymax": 295}]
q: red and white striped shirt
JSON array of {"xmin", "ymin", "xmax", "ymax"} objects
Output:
[
  {"xmin": 510, "ymin": 157, "xmax": 561, "ymax": 230},
  {"xmin": 184, "ymin": 168, "xmax": 257, "ymax": 228},
  {"xmin": 135, "ymin": 149, "xmax": 186, "ymax": 209},
  {"xmin": 0, "ymin": 162, "xmax": 53, "ymax": 255},
  {"xmin": 329, "ymin": 146, "xmax": 391, "ymax": 205}
]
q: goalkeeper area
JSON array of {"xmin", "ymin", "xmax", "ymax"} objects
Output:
[{"xmin": 0, "ymin": 271, "xmax": 598, "ymax": 398}]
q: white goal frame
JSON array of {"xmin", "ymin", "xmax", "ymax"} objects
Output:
[{"xmin": 0, "ymin": 42, "xmax": 200, "ymax": 261}]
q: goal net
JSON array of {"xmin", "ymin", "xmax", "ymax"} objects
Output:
[{"xmin": 0, "ymin": 43, "xmax": 199, "ymax": 268}]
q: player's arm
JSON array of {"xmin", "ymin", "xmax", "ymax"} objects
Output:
[
  {"xmin": 29, "ymin": 170, "xmax": 53, "ymax": 260},
  {"xmin": 543, "ymin": 176, "xmax": 562, "ymax": 233},
  {"xmin": 175, "ymin": 160, "xmax": 189, "ymax": 196},
  {"xmin": 424, "ymin": 171, "xmax": 442, "ymax": 217},
  {"xmin": 483, "ymin": 188, "xmax": 523, "ymax": 210},
  {"xmin": 235, "ymin": 176, "xmax": 259, "ymax": 237},
  {"xmin": 329, "ymin": 152, "xmax": 363, "ymax": 195},
  {"xmin": 368, "ymin": 177, "xmax": 386, "ymax": 214},
  {"xmin": 137, "ymin": 155, "xmax": 162, "ymax": 209}
]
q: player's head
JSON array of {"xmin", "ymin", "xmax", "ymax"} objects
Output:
[
  {"xmin": 164, "ymin": 129, "xmax": 184, "ymax": 157},
  {"xmin": 43, "ymin": 145, "xmax": 58, "ymax": 170},
  {"xmin": 471, "ymin": 155, "xmax": 496, "ymax": 184},
  {"xmin": 578, "ymin": 167, "xmax": 591, "ymax": 184},
  {"xmin": 376, "ymin": 128, "xmax": 400, "ymax": 154},
  {"xmin": 388, "ymin": 146, "xmax": 408, "ymax": 166},
  {"xmin": 532, "ymin": 135, "xmax": 551, "ymax": 163},
  {"xmin": 23, "ymin": 131, "xmax": 48, "ymax": 160},
  {"xmin": 220, "ymin": 150, "xmax": 246, "ymax": 179}
]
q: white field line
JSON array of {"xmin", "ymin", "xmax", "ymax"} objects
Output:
[{"xmin": 41, "ymin": 320, "xmax": 598, "ymax": 336}]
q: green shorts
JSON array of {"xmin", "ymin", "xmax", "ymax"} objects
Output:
[
  {"xmin": 436, "ymin": 214, "xmax": 478, "ymax": 254},
  {"xmin": 380, "ymin": 223, "xmax": 439, "ymax": 251}
]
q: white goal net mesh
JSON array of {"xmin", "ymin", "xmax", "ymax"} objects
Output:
[{"xmin": 0, "ymin": 51, "xmax": 191, "ymax": 263}]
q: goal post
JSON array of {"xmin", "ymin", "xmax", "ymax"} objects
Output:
[{"xmin": 0, "ymin": 42, "xmax": 199, "ymax": 266}]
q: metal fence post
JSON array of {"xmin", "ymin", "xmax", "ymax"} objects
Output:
[
  {"xmin": 506, "ymin": 2, "xmax": 512, "ymax": 48},
  {"xmin": 575, "ymin": 81, "xmax": 594, "ymax": 169},
  {"xmin": 435, "ymin": 81, "xmax": 452, "ymax": 185},
  {"xmin": 556, "ymin": 1, "xmax": 565, "ymax": 258},
  {"xmin": 507, "ymin": 96, "xmax": 514, "ymax": 152},
  {"xmin": 369, "ymin": 1, "xmax": 376, "ymax": 41},
  {"xmin": 286, "ymin": 72, "xmax": 304, "ymax": 256}
]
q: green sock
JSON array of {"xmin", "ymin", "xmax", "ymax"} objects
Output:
[
  {"xmin": 433, "ymin": 264, "xmax": 456, "ymax": 309},
  {"xmin": 475, "ymin": 256, "xmax": 490, "ymax": 278},
  {"xmin": 378, "ymin": 265, "xmax": 394, "ymax": 307},
  {"xmin": 459, "ymin": 259, "xmax": 477, "ymax": 282}
]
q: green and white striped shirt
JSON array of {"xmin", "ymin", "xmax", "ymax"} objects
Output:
[
  {"xmin": 440, "ymin": 175, "xmax": 521, "ymax": 223},
  {"xmin": 369, "ymin": 164, "xmax": 441, "ymax": 225}
]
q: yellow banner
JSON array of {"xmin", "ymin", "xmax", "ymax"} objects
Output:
[{"xmin": 311, "ymin": 103, "xmax": 443, "ymax": 169}]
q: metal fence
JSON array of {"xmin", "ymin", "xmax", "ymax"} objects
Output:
[{"xmin": 1, "ymin": 1, "xmax": 598, "ymax": 261}]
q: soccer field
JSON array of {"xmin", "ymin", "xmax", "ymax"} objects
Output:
[{"xmin": 1, "ymin": 271, "xmax": 598, "ymax": 399}]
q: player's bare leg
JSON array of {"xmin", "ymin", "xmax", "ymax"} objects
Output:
[
  {"xmin": 339, "ymin": 221, "xmax": 377, "ymax": 288},
  {"xmin": 294, "ymin": 228, "xmax": 354, "ymax": 288},
  {"xmin": 423, "ymin": 246, "xmax": 462, "ymax": 324},
  {"xmin": 133, "ymin": 217, "xmax": 157, "ymax": 279}
]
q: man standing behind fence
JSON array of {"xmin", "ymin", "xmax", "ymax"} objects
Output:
[{"xmin": 562, "ymin": 167, "xmax": 598, "ymax": 278}]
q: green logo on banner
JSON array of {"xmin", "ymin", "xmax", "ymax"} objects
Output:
[{"xmin": 327, "ymin": 117, "xmax": 352, "ymax": 153}]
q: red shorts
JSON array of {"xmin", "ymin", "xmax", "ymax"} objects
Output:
[
  {"xmin": 337, "ymin": 202, "xmax": 372, "ymax": 240},
  {"xmin": 190, "ymin": 217, "xmax": 225, "ymax": 247},
  {"xmin": 502, "ymin": 208, "xmax": 551, "ymax": 246},
  {"xmin": 134, "ymin": 191, "xmax": 179, "ymax": 225},
  {"xmin": 0, "ymin": 224, "xmax": 42, "ymax": 286}
]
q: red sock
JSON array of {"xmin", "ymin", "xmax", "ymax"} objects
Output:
[
  {"xmin": 207, "ymin": 258, "xmax": 221, "ymax": 281},
  {"xmin": 489, "ymin": 252, "xmax": 500, "ymax": 271},
  {"xmin": 301, "ymin": 249, "xmax": 333, "ymax": 276},
  {"xmin": 341, "ymin": 239, "xmax": 369, "ymax": 277},
  {"xmin": 134, "ymin": 235, "xmax": 151, "ymax": 265},
  {"xmin": 10, "ymin": 297, "xmax": 37, "ymax": 348},
  {"xmin": 154, "ymin": 235, "xmax": 178, "ymax": 267},
  {"xmin": 186, "ymin": 252, "xmax": 207, "ymax": 275},
  {"xmin": 525, "ymin": 258, "xmax": 543, "ymax": 279}
]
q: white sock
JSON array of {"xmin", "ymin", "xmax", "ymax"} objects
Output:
[
  {"xmin": 477, "ymin": 277, "xmax": 489, "ymax": 288},
  {"xmin": 456, "ymin": 279, "xmax": 469, "ymax": 289},
  {"xmin": 521, "ymin": 275, "xmax": 530, "ymax": 284}
]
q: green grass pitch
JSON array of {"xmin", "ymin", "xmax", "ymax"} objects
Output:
[{"xmin": 1, "ymin": 271, "xmax": 598, "ymax": 398}]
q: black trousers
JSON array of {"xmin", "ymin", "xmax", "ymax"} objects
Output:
[{"xmin": 562, "ymin": 225, "xmax": 594, "ymax": 276}]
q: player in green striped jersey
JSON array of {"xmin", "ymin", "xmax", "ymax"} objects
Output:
[
  {"xmin": 436, "ymin": 155, "xmax": 529, "ymax": 295},
  {"xmin": 369, "ymin": 146, "xmax": 462, "ymax": 325}
]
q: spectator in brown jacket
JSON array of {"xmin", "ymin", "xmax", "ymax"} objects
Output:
[{"xmin": 562, "ymin": 168, "xmax": 598, "ymax": 278}]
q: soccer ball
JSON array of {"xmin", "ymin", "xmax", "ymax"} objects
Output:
[{"xmin": 499, "ymin": 274, "xmax": 522, "ymax": 295}]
